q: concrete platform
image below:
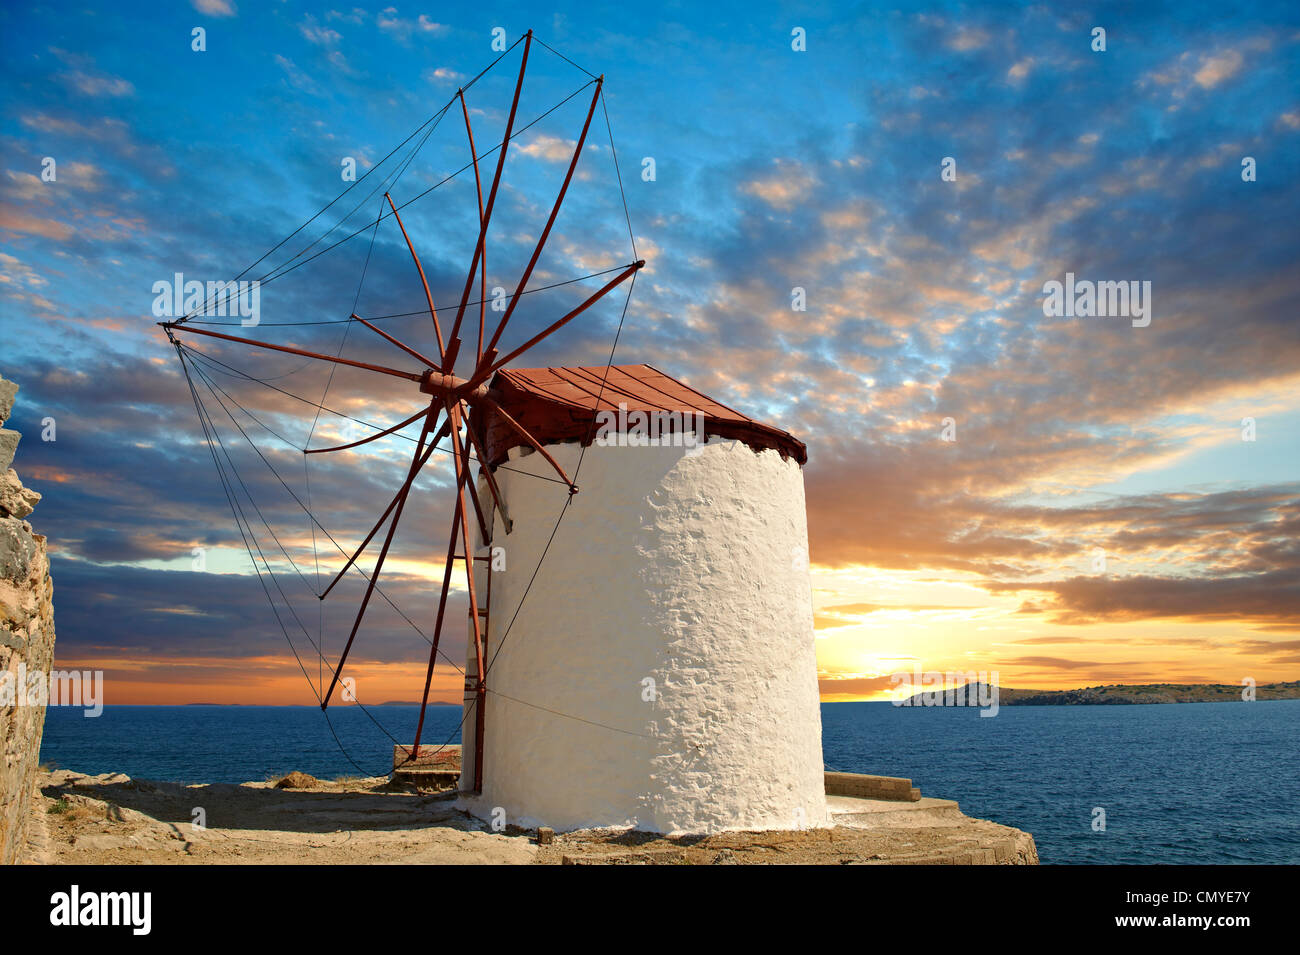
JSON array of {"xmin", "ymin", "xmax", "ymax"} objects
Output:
[
  {"xmin": 827, "ymin": 793, "xmax": 964, "ymax": 829},
  {"xmin": 541, "ymin": 771, "xmax": 1037, "ymax": 864},
  {"xmin": 379, "ymin": 756, "xmax": 1037, "ymax": 863}
]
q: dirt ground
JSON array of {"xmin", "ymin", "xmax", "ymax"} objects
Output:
[{"xmin": 19, "ymin": 770, "xmax": 1037, "ymax": 865}]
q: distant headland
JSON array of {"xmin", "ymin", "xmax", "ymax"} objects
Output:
[
  {"xmin": 378, "ymin": 700, "xmax": 459, "ymax": 707},
  {"xmin": 904, "ymin": 680, "xmax": 1300, "ymax": 706}
]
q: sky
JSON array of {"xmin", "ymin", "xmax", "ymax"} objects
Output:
[{"xmin": 1, "ymin": 0, "xmax": 1297, "ymax": 712}]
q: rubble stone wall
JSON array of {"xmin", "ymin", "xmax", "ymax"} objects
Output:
[{"xmin": 0, "ymin": 375, "xmax": 55, "ymax": 865}]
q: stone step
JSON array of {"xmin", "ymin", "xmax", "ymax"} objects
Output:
[{"xmin": 825, "ymin": 771, "xmax": 921, "ymax": 801}]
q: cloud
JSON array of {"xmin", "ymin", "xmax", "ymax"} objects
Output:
[
  {"xmin": 3, "ymin": 171, "xmax": 49, "ymax": 202},
  {"xmin": 1193, "ymin": 49, "xmax": 1244, "ymax": 88},
  {"xmin": 0, "ymin": 252, "xmax": 50, "ymax": 294},
  {"xmin": 818, "ymin": 675, "xmax": 899, "ymax": 697},
  {"xmin": 47, "ymin": 558, "xmax": 460, "ymax": 668},
  {"xmin": 47, "ymin": 47, "xmax": 133, "ymax": 97},
  {"xmin": 1141, "ymin": 39, "xmax": 1269, "ymax": 104},
  {"xmin": 994, "ymin": 655, "xmax": 1142, "ymax": 672},
  {"xmin": 60, "ymin": 70, "xmax": 133, "ymax": 97},
  {"xmin": 328, "ymin": 9, "xmax": 368, "ymax": 25},
  {"xmin": 273, "ymin": 54, "xmax": 320, "ymax": 95},
  {"xmin": 740, "ymin": 159, "xmax": 816, "ymax": 211},
  {"xmin": 517, "ymin": 134, "xmax": 580, "ymax": 163},
  {"xmin": 947, "ymin": 26, "xmax": 990, "ymax": 51},
  {"xmin": 300, "ymin": 15, "xmax": 342, "ymax": 46},
  {"xmin": 376, "ymin": 8, "xmax": 447, "ymax": 42},
  {"xmin": 0, "ymin": 208, "xmax": 74, "ymax": 240},
  {"xmin": 985, "ymin": 567, "xmax": 1300, "ymax": 628},
  {"xmin": 1007, "ymin": 57, "xmax": 1034, "ymax": 82},
  {"xmin": 192, "ymin": 0, "xmax": 236, "ymax": 16},
  {"xmin": 423, "ymin": 66, "xmax": 464, "ymax": 85},
  {"xmin": 0, "ymin": 252, "xmax": 57, "ymax": 310},
  {"xmin": 820, "ymin": 602, "xmax": 982, "ymax": 617},
  {"xmin": 4, "ymin": 162, "xmax": 103, "ymax": 201}
]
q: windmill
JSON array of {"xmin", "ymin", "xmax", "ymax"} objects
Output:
[
  {"xmin": 161, "ymin": 30, "xmax": 643, "ymax": 793},
  {"xmin": 163, "ymin": 31, "xmax": 828, "ymax": 834}
]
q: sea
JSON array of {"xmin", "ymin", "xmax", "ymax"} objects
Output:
[{"xmin": 38, "ymin": 699, "xmax": 1300, "ymax": 865}]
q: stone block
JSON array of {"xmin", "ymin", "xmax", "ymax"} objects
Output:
[
  {"xmin": 0, "ymin": 377, "xmax": 16, "ymax": 425},
  {"xmin": 0, "ymin": 430, "xmax": 18, "ymax": 472}
]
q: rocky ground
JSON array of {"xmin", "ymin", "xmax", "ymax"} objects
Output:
[
  {"xmin": 22, "ymin": 770, "xmax": 532, "ymax": 865},
  {"xmin": 19, "ymin": 769, "xmax": 1038, "ymax": 865}
]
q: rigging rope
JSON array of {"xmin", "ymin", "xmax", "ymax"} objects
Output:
[
  {"xmin": 176, "ymin": 33, "xmax": 526, "ymax": 323},
  {"xmin": 179, "ymin": 342, "xmax": 574, "ymax": 487},
  {"xmin": 183, "ymin": 345, "xmax": 436, "ymax": 768},
  {"xmin": 180, "ymin": 344, "xmax": 467, "ymax": 672},
  {"xmin": 306, "ymin": 188, "xmax": 389, "ymax": 717},
  {"xmin": 187, "ymin": 76, "xmax": 597, "ymax": 311},
  {"xmin": 170, "ymin": 32, "xmax": 654, "ymax": 773},
  {"xmin": 180, "ymin": 262, "xmax": 637, "ymax": 326}
]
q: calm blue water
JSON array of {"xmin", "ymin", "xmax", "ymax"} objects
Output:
[
  {"xmin": 822, "ymin": 700, "xmax": 1300, "ymax": 865},
  {"xmin": 40, "ymin": 700, "xmax": 1300, "ymax": 864},
  {"xmin": 39, "ymin": 705, "xmax": 464, "ymax": 785}
]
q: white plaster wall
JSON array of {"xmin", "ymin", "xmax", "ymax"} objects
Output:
[{"xmin": 457, "ymin": 436, "xmax": 828, "ymax": 834}]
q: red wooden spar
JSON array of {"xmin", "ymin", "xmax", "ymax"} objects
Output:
[{"xmin": 160, "ymin": 30, "xmax": 644, "ymax": 790}]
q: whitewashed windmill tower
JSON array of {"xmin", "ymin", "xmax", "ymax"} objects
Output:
[
  {"xmin": 160, "ymin": 32, "xmax": 828, "ymax": 835},
  {"xmin": 459, "ymin": 365, "xmax": 829, "ymax": 834}
]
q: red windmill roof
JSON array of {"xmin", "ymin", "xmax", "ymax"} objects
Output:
[{"xmin": 475, "ymin": 364, "xmax": 807, "ymax": 468}]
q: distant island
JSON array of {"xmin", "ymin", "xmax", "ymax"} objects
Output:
[
  {"xmin": 378, "ymin": 700, "xmax": 459, "ymax": 707},
  {"xmin": 903, "ymin": 680, "xmax": 1300, "ymax": 706}
]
